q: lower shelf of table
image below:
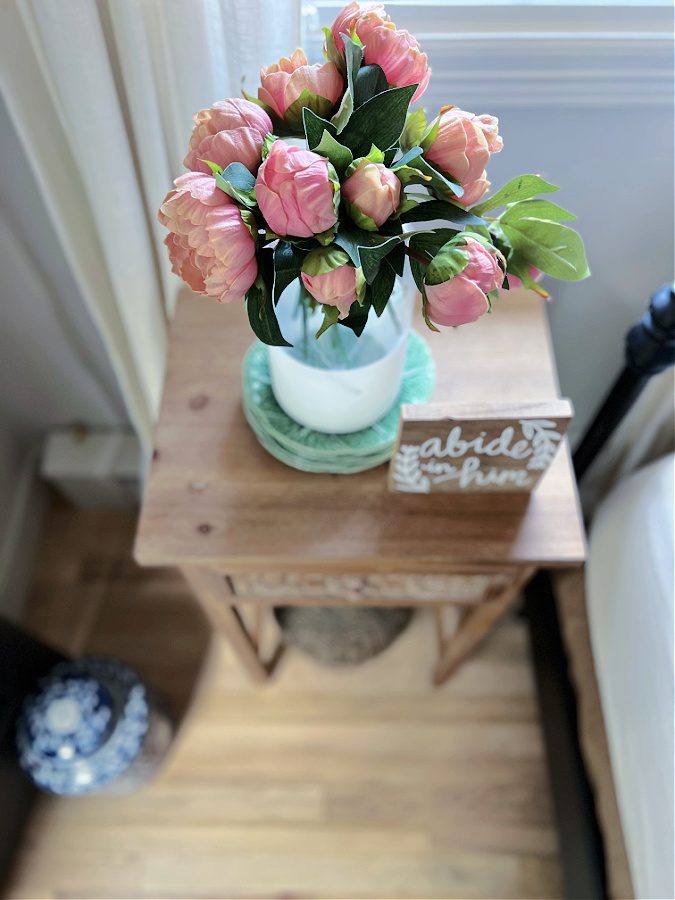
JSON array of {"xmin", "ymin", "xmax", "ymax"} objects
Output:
[{"xmin": 225, "ymin": 570, "xmax": 519, "ymax": 607}]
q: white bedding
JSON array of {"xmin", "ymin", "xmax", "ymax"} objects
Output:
[{"xmin": 587, "ymin": 453, "xmax": 675, "ymax": 900}]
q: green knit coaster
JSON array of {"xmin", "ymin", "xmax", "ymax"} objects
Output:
[{"xmin": 241, "ymin": 331, "xmax": 436, "ymax": 474}]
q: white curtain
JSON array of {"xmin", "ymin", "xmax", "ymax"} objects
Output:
[{"xmin": 0, "ymin": 0, "xmax": 300, "ymax": 450}]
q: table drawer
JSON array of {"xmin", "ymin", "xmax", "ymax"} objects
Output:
[{"xmin": 228, "ymin": 572, "xmax": 515, "ymax": 604}]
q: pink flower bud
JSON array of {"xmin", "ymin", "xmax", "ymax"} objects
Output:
[
  {"xmin": 183, "ymin": 98, "xmax": 272, "ymax": 175},
  {"xmin": 329, "ymin": 2, "xmax": 430, "ymax": 102},
  {"xmin": 301, "ymin": 246, "xmax": 362, "ymax": 319},
  {"xmin": 460, "ymin": 171, "xmax": 491, "ymax": 207},
  {"xmin": 330, "ymin": 2, "xmax": 391, "ymax": 52},
  {"xmin": 425, "ymin": 237, "xmax": 502, "ymax": 327},
  {"xmin": 341, "ymin": 160, "xmax": 400, "ymax": 229},
  {"xmin": 362, "ymin": 26, "xmax": 430, "ymax": 103},
  {"xmin": 158, "ymin": 172, "xmax": 257, "ymax": 303},
  {"xmin": 424, "ymin": 108, "xmax": 502, "ymax": 205},
  {"xmin": 255, "ymin": 141, "xmax": 339, "ymax": 238},
  {"xmin": 258, "ymin": 48, "xmax": 343, "ymax": 128}
]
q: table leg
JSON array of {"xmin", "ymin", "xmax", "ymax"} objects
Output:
[
  {"xmin": 181, "ymin": 567, "xmax": 271, "ymax": 683},
  {"xmin": 433, "ymin": 566, "xmax": 537, "ymax": 686}
]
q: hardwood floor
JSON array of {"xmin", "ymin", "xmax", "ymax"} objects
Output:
[{"xmin": 6, "ymin": 499, "xmax": 562, "ymax": 899}]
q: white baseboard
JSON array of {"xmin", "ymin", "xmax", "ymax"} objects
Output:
[{"xmin": 0, "ymin": 448, "xmax": 46, "ymax": 622}]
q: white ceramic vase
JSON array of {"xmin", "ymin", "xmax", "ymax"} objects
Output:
[{"xmin": 268, "ymin": 278, "xmax": 415, "ymax": 434}]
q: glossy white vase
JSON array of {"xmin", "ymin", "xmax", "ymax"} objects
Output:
[{"xmin": 268, "ymin": 278, "xmax": 415, "ymax": 434}]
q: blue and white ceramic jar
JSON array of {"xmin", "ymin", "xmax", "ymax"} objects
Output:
[{"xmin": 16, "ymin": 656, "xmax": 173, "ymax": 795}]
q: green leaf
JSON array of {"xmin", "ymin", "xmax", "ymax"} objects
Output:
[
  {"xmin": 500, "ymin": 197, "xmax": 576, "ymax": 223},
  {"xmin": 224, "ymin": 162, "xmax": 255, "ymax": 191},
  {"xmin": 370, "ymin": 257, "xmax": 397, "ymax": 315},
  {"xmin": 408, "ymin": 256, "xmax": 425, "ymax": 294},
  {"xmin": 240, "ymin": 208, "xmax": 259, "ymax": 241},
  {"xmin": 507, "ymin": 251, "xmax": 550, "ymax": 297},
  {"xmin": 282, "ymin": 90, "xmax": 335, "ymax": 133},
  {"xmin": 338, "ymin": 296, "xmax": 372, "ymax": 336},
  {"xmin": 331, "ymin": 34, "xmax": 363, "ymax": 132},
  {"xmin": 303, "ymin": 108, "xmax": 337, "ymax": 151},
  {"xmin": 201, "ymin": 159, "xmax": 223, "ymax": 176},
  {"xmin": 399, "ymin": 199, "xmax": 484, "ymax": 227},
  {"xmin": 425, "ymin": 243, "xmax": 470, "ymax": 286},
  {"xmin": 472, "ymin": 174, "xmax": 559, "ymax": 215},
  {"xmin": 389, "ymin": 242, "xmax": 405, "ymax": 277},
  {"xmin": 382, "ymin": 146, "xmax": 398, "ymax": 167},
  {"xmin": 500, "ymin": 217, "xmax": 590, "ymax": 281},
  {"xmin": 334, "ymin": 225, "xmax": 399, "ymax": 283},
  {"xmin": 273, "ymin": 242, "xmax": 305, "ymax": 305},
  {"xmin": 261, "ymin": 134, "xmax": 276, "ymax": 160},
  {"xmin": 380, "ymin": 216, "xmax": 403, "ymax": 236},
  {"xmin": 353, "ymin": 64, "xmax": 389, "ymax": 108},
  {"xmin": 316, "ymin": 304, "xmax": 341, "ymax": 338},
  {"xmin": 343, "ymin": 198, "xmax": 378, "ymax": 232},
  {"xmin": 408, "ymin": 229, "xmax": 459, "ymax": 261},
  {"xmin": 322, "ymin": 27, "xmax": 345, "ymax": 73},
  {"xmin": 246, "ymin": 249, "xmax": 291, "ymax": 346},
  {"xmin": 314, "ymin": 129, "xmax": 353, "ymax": 175},
  {"xmin": 419, "ymin": 115, "xmax": 440, "ymax": 152},
  {"xmin": 339, "ymin": 84, "xmax": 417, "ymax": 158},
  {"xmin": 403, "ymin": 155, "xmax": 463, "ymax": 200},
  {"xmin": 333, "ymin": 220, "xmax": 424, "ymax": 284},
  {"xmin": 421, "ymin": 287, "xmax": 440, "ymax": 333},
  {"xmin": 214, "ymin": 163, "xmax": 257, "ymax": 208},
  {"xmin": 400, "ymin": 108, "xmax": 427, "ymax": 150},
  {"xmin": 392, "ymin": 146, "xmax": 423, "ymax": 170},
  {"xmin": 409, "ymin": 272, "xmax": 440, "ymax": 333}
]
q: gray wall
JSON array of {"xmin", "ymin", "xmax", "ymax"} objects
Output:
[{"xmin": 482, "ymin": 107, "xmax": 674, "ymax": 444}]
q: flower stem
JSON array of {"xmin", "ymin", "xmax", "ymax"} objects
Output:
[{"xmin": 404, "ymin": 246, "xmax": 429, "ymax": 266}]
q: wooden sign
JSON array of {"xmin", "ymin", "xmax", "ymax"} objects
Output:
[{"xmin": 389, "ymin": 400, "xmax": 573, "ymax": 494}]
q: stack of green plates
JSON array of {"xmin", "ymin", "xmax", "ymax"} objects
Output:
[{"xmin": 241, "ymin": 332, "xmax": 436, "ymax": 474}]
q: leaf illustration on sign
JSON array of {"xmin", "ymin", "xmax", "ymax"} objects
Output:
[
  {"xmin": 388, "ymin": 401, "xmax": 573, "ymax": 495},
  {"xmin": 392, "ymin": 444, "xmax": 430, "ymax": 493},
  {"xmin": 520, "ymin": 419, "xmax": 562, "ymax": 470}
]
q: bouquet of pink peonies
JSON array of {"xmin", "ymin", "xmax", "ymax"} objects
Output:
[{"xmin": 158, "ymin": 1, "xmax": 589, "ymax": 347}]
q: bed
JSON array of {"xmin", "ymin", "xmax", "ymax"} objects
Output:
[
  {"xmin": 586, "ymin": 453, "xmax": 675, "ymax": 899},
  {"xmin": 556, "ymin": 452, "xmax": 674, "ymax": 899}
]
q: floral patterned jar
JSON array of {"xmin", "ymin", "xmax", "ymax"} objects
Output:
[{"xmin": 16, "ymin": 656, "xmax": 173, "ymax": 795}]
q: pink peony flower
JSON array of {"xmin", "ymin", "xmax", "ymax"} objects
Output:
[
  {"xmin": 183, "ymin": 98, "xmax": 272, "ymax": 175},
  {"xmin": 341, "ymin": 160, "xmax": 400, "ymax": 229},
  {"xmin": 330, "ymin": 2, "xmax": 391, "ymax": 52},
  {"xmin": 460, "ymin": 171, "xmax": 491, "ymax": 207},
  {"xmin": 329, "ymin": 2, "xmax": 430, "ymax": 102},
  {"xmin": 301, "ymin": 246, "xmax": 361, "ymax": 319},
  {"xmin": 424, "ymin": 108, "xmax": 503, "ymax": 205},
  {"xmin": 158, "ymin": 172, "xmax": 257, "ymax": 303},
  {"xmin": 362, "ymin": 26, "xmax": 430, "ymax": 103},
  {"xmin": 425, "ymin": 237, "xmax": 502, "ymax": 327},
  {"xmin": 255, "ymin": 141, "xmax": 339, "ymax": 238},
  {"xmin": 258, "ymin": 48, "xmax": 343, "ymax": 128}
]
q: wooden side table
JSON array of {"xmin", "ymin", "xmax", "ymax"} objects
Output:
[{"xmin": 135, "ymin": 288, "xmax": 586, "ymax": 685}]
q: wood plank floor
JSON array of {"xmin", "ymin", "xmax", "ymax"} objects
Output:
[{"xmin": 7, "ymin": 499, "xmax": 562, "ymax": 900}]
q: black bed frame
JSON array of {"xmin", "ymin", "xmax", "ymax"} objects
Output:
[{"xmin": 525, "ymin": 282, "xmax": 675, "ymax": 899}]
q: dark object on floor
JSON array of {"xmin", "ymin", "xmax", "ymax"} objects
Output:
[
  {"xmin": 16, "ymin": 656, "xmax": 174, "ymax": 796},
  {"xmin": 527, "ymin": 281, "xmax": 675, "ymax": 900},
  {"xmin": 273, "ymin": 606, "xmax": 413, "ymax": 665},
  {"xmin": 0, "ymin": 617, "xmax": 66, "ymax": 895}
]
